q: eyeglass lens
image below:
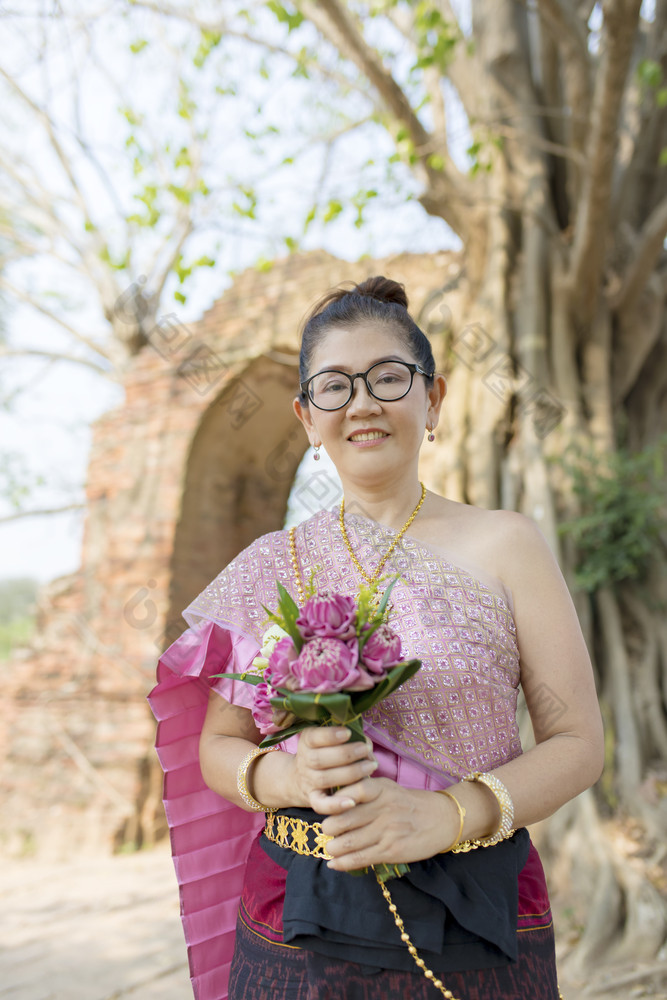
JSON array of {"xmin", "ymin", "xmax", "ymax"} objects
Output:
[{"xmin": 308, "ymin": 361, "xmax": 413, "ymax": 410}]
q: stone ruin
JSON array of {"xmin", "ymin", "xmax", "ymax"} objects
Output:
[{"xmin": 2, "ymin": 249, "xmax": 462, "ymax": 859}]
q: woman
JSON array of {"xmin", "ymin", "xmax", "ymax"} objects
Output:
[{"xmin": 149, "ymin": 276, "xmax": 603, "ymax": 1000}]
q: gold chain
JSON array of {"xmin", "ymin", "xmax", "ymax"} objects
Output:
[
  {"xmin": 289, "ymin": 525, "xmax": 306, "ymax": 604},
  {"xmin": 376, "ymin": 871, "xmax": 461, "ymax": 999},
  {"xmin": 340, "ymin": 482, "xmax": 427, "ymax": 587}
]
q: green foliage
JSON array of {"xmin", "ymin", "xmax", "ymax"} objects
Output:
[
  {"xmin": 173, "ymin": 253, "xmax": 216, "ymax": 286},
  {"xmin": 0, "ymin": 577, "xmax": 38, "ymax": 660},
  {"xmin": 193, "ymin": 29, "xmax": 222, "ymax": 68},
  {"xmin": 412, "ymin": 3, "xmax": 459, "ymax": 74},
  {"xmin": 323, "ymin": 199, "xmax": 344, "ymax": 223},
  {"xmin": 637, "ymin": 59, "xmax": 667, "ymax": 165},
  {"xmin": 0, "ymin": 453, "xmax": 45, "ymax": 509},
  {"xmin": 557, "ymin": 439, "xmax": 667, "ymax": 593},
  {"xmin": 232, "ymin": 185, "xmax": 258, "ymax": 219},
  {"xmin": 637, "ymin": 58, "xmax": 663, "ymax": 90},
  {"xmin": 0, "ymin": 576, "xmax": 38, "ymax": 624},
  {"xmin": 0, "ymin": 617, "xmax": 35, "ymax": 659},
  {"xmin": 126, "ymin": 183, "xmax": 160, "ymax": 228},
  {"xmin": 177, "ymin": 78, "xmax": 197, "ymax": 120},
  {"xmin": 266, "ymin": 1, "xmax": 305, "ymax": 33}
]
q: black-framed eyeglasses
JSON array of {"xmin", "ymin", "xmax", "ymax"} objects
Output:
[{"xmin": 300, "ymin": 361, "xmax": 433, "ymax": 411}]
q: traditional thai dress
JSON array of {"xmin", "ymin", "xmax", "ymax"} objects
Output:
[{"xmin": 149, "ymin": 508, "xmax": 560, "ymax": 1000}]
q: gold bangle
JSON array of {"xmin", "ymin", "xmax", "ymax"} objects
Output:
[
  {"xmin": 237, "ymin": 746, "xmax": 278, "ymax": 812},
  {"xmin": 462, "ymin": 771, "xmax": 515, "ymax": 847},
  {"xmin": 436, "ymin": 789, "xmax": 466, "ymax": 853}
]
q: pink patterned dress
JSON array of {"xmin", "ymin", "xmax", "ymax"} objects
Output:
[{"xmin": 149, "ymin": 508, "xmax": 555, "ymax": 1000}]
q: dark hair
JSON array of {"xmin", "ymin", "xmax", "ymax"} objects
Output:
[{"xmin": 298, "ymin": 276, "xmax": 435, "ymax": 401}]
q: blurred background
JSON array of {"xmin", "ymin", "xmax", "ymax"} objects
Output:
[{"xmin": 1, "ymin": 1, "xmax": 666, "ymax": 997}]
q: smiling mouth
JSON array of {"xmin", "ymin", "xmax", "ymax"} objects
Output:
[{"xmin": 348, "ymin": 431, "xmax": 389, "ymax": 442}]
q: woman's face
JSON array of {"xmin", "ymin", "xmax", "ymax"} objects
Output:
[{"xmin": 293, "ymin": 322, "xmax": 446, "ymax": 490}]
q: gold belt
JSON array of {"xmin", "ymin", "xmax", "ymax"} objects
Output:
[{"xmin": 263, "ymin": 811, "xmax": 334, "ymax": 860}]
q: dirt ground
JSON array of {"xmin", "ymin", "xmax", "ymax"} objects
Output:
[{"xmin": 1, "ymin": 846, "xmax": 666, "ymax": 1000}]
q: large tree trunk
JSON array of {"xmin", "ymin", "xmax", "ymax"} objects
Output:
[
  {"xmin": 296, "ymin": 0, "xmax": 667, "ymax": 966},
  {"xmin": 427, "ymin": 0, "xmax": 667, "ymax": 965}
]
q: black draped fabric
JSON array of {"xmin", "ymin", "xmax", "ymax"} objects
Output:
[{"xmin": 260, "ymin": 807, "xmax": 530, "ymax": 974}]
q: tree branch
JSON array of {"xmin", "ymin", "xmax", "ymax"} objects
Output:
[
  {"xmin": 611, "ymin": 194, "xmax": 667, "ymax": 313},
  {"xmin": 127, "ymin": 0, "xmax": 371, "ymax": 97},
  {"xmin": 568, "ymin": 0, "xmax": 643, "ymax": 329},
  {"xmin": 0, "ymin": 277, "xmax": 115, "ymax": 364},
  {"xmin": 0, "ymin": 503, "xmax": 85, "ymax": 525},
  {"xmin": 0, "ymin": 66, "xmax": 96, "ymax": 233},
  {"xmin": 296, "ymin": 0, "xmax": 472, "ymax": 240},
  {"xmin": 536, "ymin": 0, "xmax": 592, "ymax": 165},
  {"xmin": 0, "ymin": 347, "xmax": 114, "ymax": 377}
]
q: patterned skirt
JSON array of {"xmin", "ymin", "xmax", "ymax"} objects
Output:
[{"xmin": 228, "ymin": 910, "xmax": 561, "ymax": 1000}]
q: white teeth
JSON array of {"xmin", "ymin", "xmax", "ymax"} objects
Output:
[{"xmin": 349, "ymin": 431, "xmax": 387, "ymax": 442}]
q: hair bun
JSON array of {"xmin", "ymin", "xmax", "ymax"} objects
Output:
[{"xmin": 353, "ymin": 276, "xmax": 408, "ymax": 310}]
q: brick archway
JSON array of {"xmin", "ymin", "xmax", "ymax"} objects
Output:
[{"xmin": 166, "ymin": 351, "xmax": 308, "ymax": 642}]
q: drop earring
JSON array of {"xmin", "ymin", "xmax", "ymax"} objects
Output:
[
  {"xmin": 313, "ymin": 444, "xmax": 321, "ymax": 461},
  {"xmin": 427, "ymin": 427, "xmax": 435, "ymax": 442}
]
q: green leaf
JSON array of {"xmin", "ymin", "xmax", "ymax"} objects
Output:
[
  {"xmin": 174, "ymin": 146, "xmax": 192, "ymax": 169},
  {"xmin": 303, "ymin": 204, "xmax": 316, "ymax": 232},
  {"xmin": 638, "ymin": 58, "xmax": 663, "ymax": 90},
  {"xmin": 193, "ymin": 29, "xmax": 222, "ymax": 68},
  {"xmin": 130, "ymin": 39, "xmax": 148, "ymax": 54},
  {"xmin": 120, "ymin": 106, "xmax": 143, "ymax": 126},
  {"xmin": 323, "ymin": 199, "xmax": 343, "ymax": 223},
  {"xmin": 427, "ymin": 153, "xmax": 445, "ymax": 171},
  {"xmin": 212, "ymin": 670, "xmax": 263, "ymax": 686},
  {"xmin": 350, "ymin": 659, "xmax": 421, "ymax": 714},
  {"xmin": 266, "ymin": 1, "xmax": 305, "ymax": 33},
  {"xmin": 259, "ymin": 720, "xmax": 311, "ymax": 747},
  {"xmin": 174, "ymin": 290, "xmax": 186, "ymax": 304}
]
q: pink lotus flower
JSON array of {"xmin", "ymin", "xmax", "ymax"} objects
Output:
[
  {"xmin": 292, "ymin": 636, "xmax": 373, "ymax": 692},
  {"xmin": 266, "ymin": 636, "xmax": 299, "ymax": 690},
  {"xmin": 360, "ymin": 624, "xmax": 403, "ymax": 675},
  {"xmin": 296, "ymin": 593, "xmax": 357, "ymax": 641},
  {"xmin": 252, "ymin": 681, "xmax": 297, "ymax": 735},
  {"xmin": 251, "ymin": 682, "xmax": 282, "ymax": 735}
]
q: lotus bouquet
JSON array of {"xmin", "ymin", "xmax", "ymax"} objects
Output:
[{"xmin": 217, "ymin": 577, "xmax": 420, "ymax": 748}]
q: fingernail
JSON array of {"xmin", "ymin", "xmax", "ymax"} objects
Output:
[
  {"xmin": 340, "ymin": 797, "xmax": 355, "ymax": 808},
  {"xmin": 335, "ymin": 729, "xmax": 349, "ymax": 741},
  {"xmin": 361, "ymin": 761, "xmax": 377, "ymax": 774}
]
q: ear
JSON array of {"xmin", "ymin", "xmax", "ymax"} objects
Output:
[
  {"xmin": 426, "ymin": 373, "xmax": 447, "ymax": 430},
  {"xmin": 293, "ymin": 396, "xmax": 320, "ymax": 446}
]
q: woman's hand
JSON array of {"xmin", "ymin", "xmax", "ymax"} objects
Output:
[
  {"xmin": 285, "ymin": 726, "xmax": 379, "ymax": 811},
  {"xmin": 319, "ymin": 777, "xmax": 457, "ymax": 870}
]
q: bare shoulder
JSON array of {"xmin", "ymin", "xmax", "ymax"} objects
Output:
[{"xmin": 422, "ymin": 495, "xmax": 558, "ymax": 584}]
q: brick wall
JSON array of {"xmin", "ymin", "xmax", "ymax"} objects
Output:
[{"xmin": 1, "ymin": 249, "xmax": 462, "ymax": 858}]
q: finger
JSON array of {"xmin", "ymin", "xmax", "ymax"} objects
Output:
[
  {"xmin": 298, "ymin": 741, "xmax": 375, "ymax": 772},
  {"xmin": 308, "ymin": 759, "xmax": 379, "ymax": 792},
  {"xmin": 309, "ymin": 776, "xmax": 378, "ymax": 815},
  {"xmin": 326, "ymin": 839, "xmax": 386, "ymax": 871},
  {"xmin": 301, "ymin": 727, "xmax": 354, "ymax": 748}
]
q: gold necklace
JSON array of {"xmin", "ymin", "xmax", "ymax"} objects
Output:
[
  {"xmin": 339, "ymin": 482, "xmax": 426, "ymax": 587},
  {"xmin": 288, "ymin": 483, "xmax": 426, "ymax": 604}
]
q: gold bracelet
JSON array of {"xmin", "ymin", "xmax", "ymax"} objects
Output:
[
  {"xmin": 462, "ymin": 771, "xmax": 515, "ymax": 847},
  {"xmin": 237, "ymin": 746, "xmax": 278, "ymax": 812},
  {"xmin": 436, "ymin": 790, "xmax": 466, "ymax": 853}
]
